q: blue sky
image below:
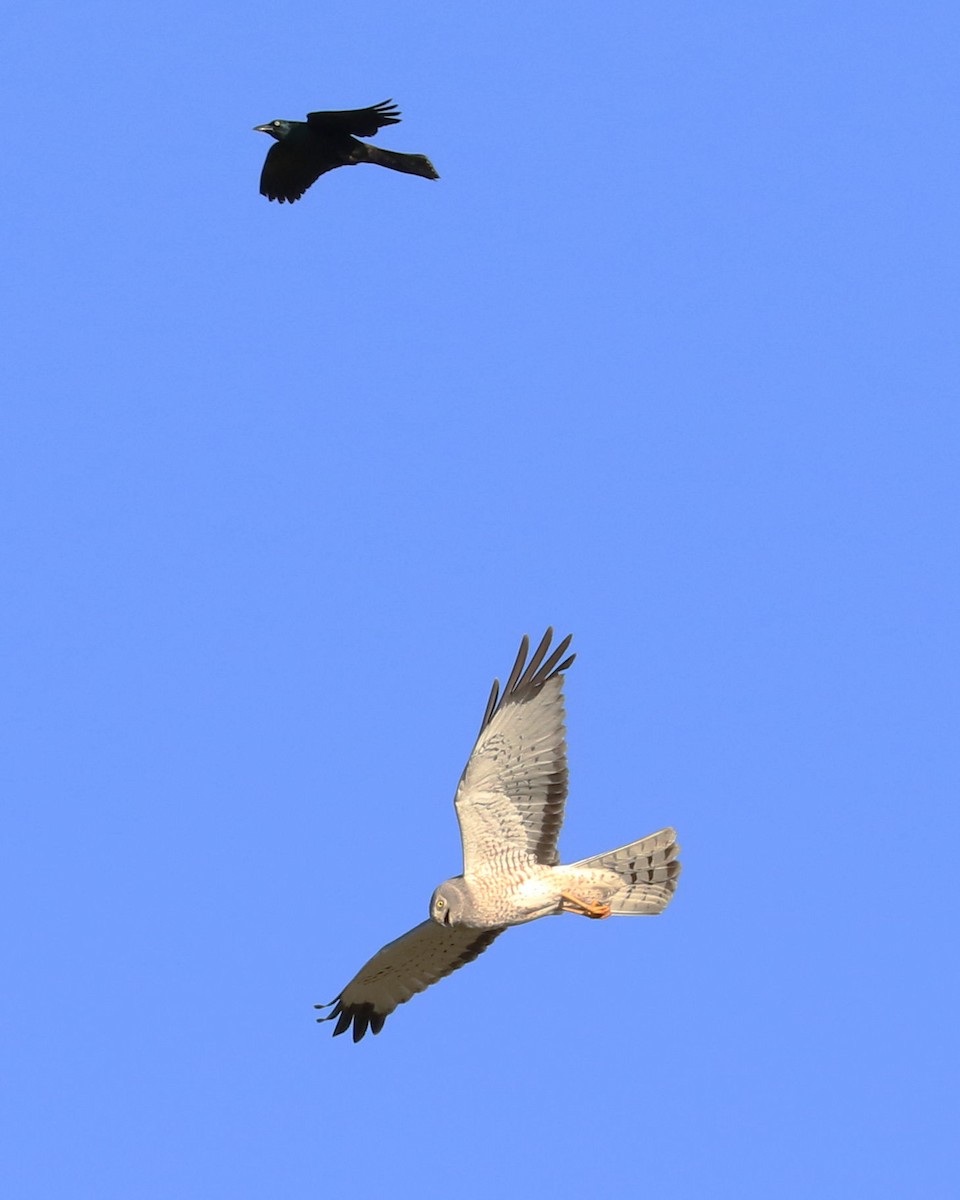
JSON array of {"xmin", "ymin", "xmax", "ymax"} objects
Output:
[{"xmin": 3, "ymin": 2, "xmax": 958, "ymax": 1196}]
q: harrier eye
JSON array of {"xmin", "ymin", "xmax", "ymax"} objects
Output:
[{"xmin": 436, "ymin": 898, "xmax": 445, "ymax": 909}]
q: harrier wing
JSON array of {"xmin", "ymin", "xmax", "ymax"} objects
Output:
[
  {"xmin": 316, "ymin": 920, "xmax": 503, "ymax": 1042},
  {"xmin": 454, "ymin": 630, "xmax": 574, "ymax": 875}
]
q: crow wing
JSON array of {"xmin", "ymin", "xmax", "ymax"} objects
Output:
[
  {"xmin": 258, "ymin": 139, "xmax": 333, "ymax": 204},
  {"xmin": 306, "ymin": 99, "xmax": 402, "ymax": 138}
]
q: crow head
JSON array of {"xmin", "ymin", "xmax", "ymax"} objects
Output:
[{"xmin": 253, "ymin": 119, "xmax": 294, "ymax": 141}]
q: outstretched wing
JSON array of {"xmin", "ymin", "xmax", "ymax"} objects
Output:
[
  {"xmin": 306, "ymin": 99, "xmax": 402, "ymax": 138},
  {"xmin": 316, "ymin": 920, "xmax": 503, "ymax": 1042},
  {"xmin": 259, "ymin": 139, "xmax": 331, "ymax": 204},
  {"xmin": 454, "ymin": 630, "xmax": 575, "ymax": 875}
]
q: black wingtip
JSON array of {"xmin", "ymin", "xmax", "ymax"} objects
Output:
[
  {"xmin": 318, "ymin": 1000, "xmax": 383, "ymax": 1042},
  {"xmin": 332, "ymin": 1008, "xmax": 353, "ymax": 1038},
  {"xmin": 477, "ymin": 630, "xmax": 575, "ymax": 732},
  {"xmin": 315, "ymin": 998, "xmax": 343, "ymax": 1026}
]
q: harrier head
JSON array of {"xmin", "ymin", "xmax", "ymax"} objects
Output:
[{"xmin": 430, "ymin": 878, "xmax": 470, "ymax": 927}]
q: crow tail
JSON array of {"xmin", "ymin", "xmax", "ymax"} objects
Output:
[{"xmin": 363, "ymin": 146, "xmax": 440, "ymax": 180}]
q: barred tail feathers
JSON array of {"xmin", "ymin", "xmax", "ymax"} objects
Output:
[{"xmin": 571, "ymin": 827, "xmax": 681, "ymax": 914}]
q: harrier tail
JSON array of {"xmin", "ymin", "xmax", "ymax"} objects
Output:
[{"xmin": 572, "ymin": 827, "xmax": 681, "ymax": 915}]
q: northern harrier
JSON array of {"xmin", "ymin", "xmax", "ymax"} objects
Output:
[
  {"xmin": 253, "ymin": 99, "xmax": 438, "ymax": 204},
  {"xmin": 316, "ymin": 630, "xmax": 681, "ymax": 1041}
]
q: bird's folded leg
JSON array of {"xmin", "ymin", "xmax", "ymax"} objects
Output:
[{"xmin": 561, "ymin": 892, "xmax": 612, "ymax": 919}]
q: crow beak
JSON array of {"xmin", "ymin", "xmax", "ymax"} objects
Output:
[{"xmin": 253, "ymin": 125, "xmax": 272, "ymax": 134}]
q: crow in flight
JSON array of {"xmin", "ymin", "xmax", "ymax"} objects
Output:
[{"xmin": 253, "ymin": 100, "xmax": 439, "ymax": 204}]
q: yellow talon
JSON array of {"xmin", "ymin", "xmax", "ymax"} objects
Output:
[{"xmin": 561, "ymin": 892, "xmax": 612, "ymax": 919}]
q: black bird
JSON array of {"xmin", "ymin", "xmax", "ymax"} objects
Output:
[{"xmin": 253, "ymin": 100, "xmax": 439, "ymax": 204}]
